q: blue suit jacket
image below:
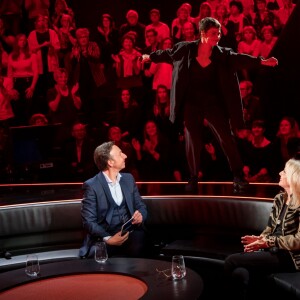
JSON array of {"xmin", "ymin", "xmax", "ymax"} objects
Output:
[{"xmin": 79, "ymin": 172, "xmax": 147, "ymax": 257}]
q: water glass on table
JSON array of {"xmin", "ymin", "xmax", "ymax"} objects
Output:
[
  {"xmin": 95, "ymin": 241, "xmax": 108, "ymax": 263},
  {"xmin": 171, "ymin": 255, "xmax": 186, "ymax": 280},
  {"xmin": 25, "ymin": 254, "xmax": 40, "ymax": 277}
]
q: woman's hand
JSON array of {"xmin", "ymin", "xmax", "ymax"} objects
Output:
[
  {"xmin": 241, "ymin": 235, "xmax": 261, "ymax": 245},
  {"xmin": 71, "ymin": 82, "xmax": 79, "ymax": 95},
  {"xmin": 243, "ymin": 238, "xmax": 268, "ymax": 252},
  {"xmin": 25, "ymin": 86, "xmax": 34, "ymax": 99}
]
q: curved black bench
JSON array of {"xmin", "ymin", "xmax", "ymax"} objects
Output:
[
  {"xmin": 2, "ymin": 195, "xmax": 298, "ymax": 298},
  {"xmin": 0, "ymin": 196, "xmax": 271, "ymax": 267}
]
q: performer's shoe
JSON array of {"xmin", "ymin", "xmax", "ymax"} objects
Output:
[
  {"xmin": 233, "ymin": 177, "xmax": 249, "ymax": 194},
  {"xmin": 185, "ymin": 176, "xmax": 198, "ymax": 193}
]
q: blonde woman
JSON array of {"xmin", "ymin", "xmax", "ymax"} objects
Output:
[{"xmin": 224, "ymin": 157, "xmax": 300, "ymax": 299}]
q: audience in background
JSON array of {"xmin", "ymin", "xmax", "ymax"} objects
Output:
[
  {"xmin": 0, "ymin": 75, "xmax": 17, "ymax": 130},
  {"xmin": 28, "ymin": 14, "xmax": 60, "ymax": 115},
  {"xmin": 0, "ymin": 2, "xmax": 297, "ymax": 184},
  {"xmin": 272, "ymin": 117, "xmax": 300, "ymax": 180},
  {"xmin": 61, "ymin": 122, "xmax": 96, "ymax": 182},
  {"xmin": 145, "ymin": 9, "xmax": 170, "ymax": 47},
  {"xmin": 119, "ymin": 10, "xmax": 146, "ymax": 51},
  {"xmin": 69, "ymin": 27, "xmax": 106, "ymax": 126},
  {"xmin": 7, "ymin": 33, "xmax": 39, "ymax": 125},
  {"xmin": 47, "ymin": 67, "xmax": 82, "ymax": 144}
]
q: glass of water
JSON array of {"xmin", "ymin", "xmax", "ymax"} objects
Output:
[
  {"xmin": 95, "ymin": 241, "xmax": 108, "ymax": 263},
  {"xmin": 171, "ymin": 255, "xmax": 186, "ymax": 280},
  {"xmin": 25, "ymin": 254, "xmax": 40, "ymax": 277}
]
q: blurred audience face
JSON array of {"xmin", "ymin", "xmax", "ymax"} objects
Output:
[
  {"xmin": 182, "ymin": 22, "xmax": 195, "ymax": 39},
  {"xmin": 239, "ymin": 81, "xmax": 252, "ymax": 99},
  {"xmin": 122, "ymin": 37, "xmax": 134, "ymax": 51},
  {"xmin": 72, "ymin": 123, "xmax": 86, "ymax": 141},
  {"xmin": 145, "ymin": 121, "xmax": 157, "ymax": 137},
  {"xmin": 150, "ymin": 12, "xmax": 160, "ymax": 23},
  {"xmin": 55, "ymin": 69, "xmax": 68, "ymax": 86},
  {"xmin": 60, "ymin": 14, "xmax": 72, "ymax": 28},
  {"xmin": 178, "ymin": 7, "xmax": 189, "ymax": 21},
  {"xmin": 126, "ymin": 11, "xmax": 138, "ymax": 26},
  {"xmin": 251, "ymin": 124, "xmax": 265, "ymax": 137},
  {"xmin": 279, "ymin": 119, "xmax": 292, "ymax": 136},
  {"xmin": 102, "ymin": 17, "xmax": 111, "ymax": 28},
  {"xmin": 145, "ymin": 30, "xmax": 157, "ymax": 46},
  {"xmin": 157, "ymin": 86, "xmax": 168, "ymax": 102},
  {"xmin": 121, "ymin": 89, "xmax": 131, "ymax": 105},
  {"xmin": 17, "ymin": 34, "xmax": 27, "ymax": 49},
  {"xmin": 162, "ymin": 38, "xmax": 172, "ymax": 50},
  {"xmin": 108, "ymin": 127, "xmax": 122, "ymax": 142}
]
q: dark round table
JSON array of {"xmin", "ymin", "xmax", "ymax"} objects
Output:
[{"xmin": 0, "ymin": 257, "xmax": 203, "ymax": 299}]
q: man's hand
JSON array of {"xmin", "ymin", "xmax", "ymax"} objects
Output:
[
  {"xmin": 141, "ymin": 54, "xmax": 151, "ymax": 63},
  {"xmin": 106, "ymin": 231, "xmax": 129, "ymax": 246},
  {"xmin": 261, "ymin": 57, "xmax": 278, "ymax": 67},
  {"xmin": 132, "ymin": 210, "xmax": 143, "ymax": 225}
]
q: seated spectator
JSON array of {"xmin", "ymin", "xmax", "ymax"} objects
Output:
[
  {"xmin": 119, "ymin": 10, "xmax": 146, "ymax": 51},
  {"xmin": 182, "ymin": 21, "xmax": 198, "ymax": 41},
  {"xmin": 144, "ymin": 37, "xmax": 173, "ymax": 93},
  {"xmin": 228, "ymin": 0, "xmax": 251, "ymax": 43},
  {"xmin": 111, "ymin": 34, "xmax": 143, "ymax": 101},
  {"xmin": 47, "ymin": 67, "xmax": 82, "ymax": 144},
  {"xmin": 27, "ymin": 14, "xmax": 60, "ymax": 115},
  {"xmin": 214, "ymin": 3, "xmax": 238, "ymax": 50},
  {"xmin": 28, "ymin": 113, "xmax": 48, "ymax": 126},
  {"xmin": 145, "ymin": 9, "xmax": 170, "ymax": 46},
  {"xmin": 0, "ymin": 75, "xmax": 18, "ymax": 130},
  {"xmin": 193, "ymin": 2, "xmax": 213, "ymax": 30},
  {"xmin": 142, "ymin": 28, "xmax": 159, "ymax": 108},
  {"xmin": 199, "ymin": 140, "xmax": 233, "ymax": 181},
  {"xmin": 258, "ymin": 25, "xmax": 278, "ymax": 58},
  {"xmin": 242, "ymin": 119, "xmax": 274, "ymax": 182},
  {"xmin": 54, "ymin": 12, "xmax": 76, "ymax": 68},
  {"xmin": 61, "ymin": 122, "xmax": 96, "ymax": 182},
  {"xmin": 252, "ymin": 0, "xmax": 276, "ymax": 40},
  {"xmin": 132, "ymin": 120, "xmax": 177, "ymax": 183},
  {"xmin": 237, "ymin": 26, "xmax": 261, "ymax": 80},
  {"xmin": 238, "ymin": 26, "xmax": 261, "ymax": 57},
  {"xmin": 94, "ymin": 13, "xmax": 120, "ymax": 83},
  {"xmin": 69, "ymin": 27, "xmax": 106, "ymax": 126},
  {"xmin": 7, "ymin": 33, "xmax": 39, "ymax": 125},
  {"xmin": 51, "ymin": 0, "xmax": 69, "ymax": 30},
  {"xmin": 115, "ymin": 88, "xmax": 143, "ymax": 141},
  {"xmin": 171, "ymin": 4, "xmax": 194, "ymax": 44},
  {"xmin": 147, "ymin": 84, "xmax": 178, "ymax": 144},
  {"xmin": 107, "ymin": 126, "xmax": 140, "ymax": 181},
  {"xmin": 240, "ymin": 80, "xmax": 264, "ymax": 128},
  {"xmin": 271, "ymin": 116, "xmax": 300, "ymax": 180},
  {"xmin": 171, "ymin": 4, "xmax": 198, "ymax": 44}
]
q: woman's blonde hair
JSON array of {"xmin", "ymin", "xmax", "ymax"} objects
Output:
[{"xmin": 285, "ymin": 158, "xmax": 300, "ymax": 207}]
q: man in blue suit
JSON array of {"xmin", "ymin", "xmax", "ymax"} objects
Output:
[{"xmin": 79, "ymin": 141, "xmax": 147, "ymax": 258}]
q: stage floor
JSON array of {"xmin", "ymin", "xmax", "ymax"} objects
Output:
[{"xmin": 0, "ymin": 181, "xmax": 280, "ymax": 206}]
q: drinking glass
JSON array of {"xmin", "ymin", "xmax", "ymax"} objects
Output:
[
  {"xmin": 25, "ymin": 254, "xmax": 40, "ymax": 277},
  {"xmin": 171, "ymin": 255, "xmax": 186, "ymax": 280},
  {"xmin": 95, "ymin": 241, "xmax": 108, "ymax": 263}
]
